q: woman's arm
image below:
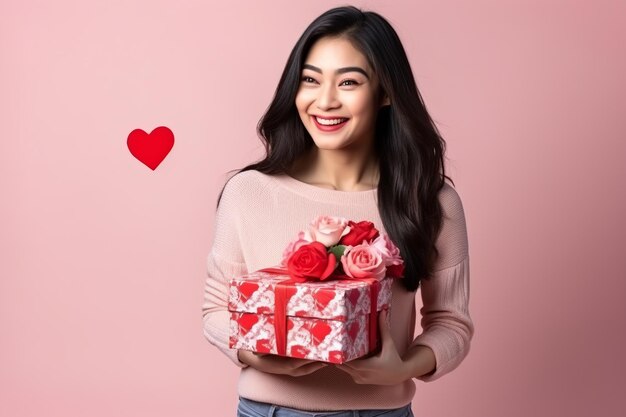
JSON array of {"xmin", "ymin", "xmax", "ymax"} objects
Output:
[
  {"xmin": 237, "ymin": 349, "xmax": 328, "ymax": 376},
  {"xmin": 202, "ymin": 175, "xmax": 331, "ymax": 375},
  {"xmin": 332, "ymin": 183, "xmax": 473, "ymax": 385},
  {"xmin": 201, "ymin": 176, "xmax": 250, "ymax": 368},
  {"xmin": 408, "ymin": 184, "xmax": 475, "ymax": 382},
  {"xmin": 401, "ymin": 345, "xmax": 436, "ymax": 379}
]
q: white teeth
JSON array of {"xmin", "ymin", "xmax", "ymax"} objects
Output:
[{"xmin": 315, "ymin": 116, "xmax": 347, "ymax": 125}]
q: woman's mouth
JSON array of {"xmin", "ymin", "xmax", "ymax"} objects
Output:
[{"xmin": 312, "ymin": 115, "xmax": 349, "ymax": 132}]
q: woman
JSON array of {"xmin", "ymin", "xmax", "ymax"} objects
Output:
[{"xmin": 202, "ymin": 5, "xmax": 474, "ymax": 416}]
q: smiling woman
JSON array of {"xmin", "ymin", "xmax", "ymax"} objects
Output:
[
  {"xmin": 202, "ymin": 4, "xmax": 474, "ymax": 416},
  {"xmin": 295, "ymin": 36, "xmax": 390, "ymax": 154}
]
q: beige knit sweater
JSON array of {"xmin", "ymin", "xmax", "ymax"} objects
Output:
[{"xmin": 202, "ymin": 169, "xmax": 474, "ymax": 411}]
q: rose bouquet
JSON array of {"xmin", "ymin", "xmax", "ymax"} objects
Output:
[{"xmin": 279, "ymin": 215, "xmax": 405, "ymax": 282}]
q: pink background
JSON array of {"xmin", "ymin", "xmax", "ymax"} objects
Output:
[{"xmin": 2, "ymin": 0, "xmax": 625, "ymax": 416}]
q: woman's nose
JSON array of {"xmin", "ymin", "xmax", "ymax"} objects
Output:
[{"xmin": 316, "ymin": 84, "xmax": 340, "ymax": 110}]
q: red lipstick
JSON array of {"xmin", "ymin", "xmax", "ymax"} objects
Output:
[{"xmin": 311, "ymin": 115, "xmax": 349, "ymax": 132}]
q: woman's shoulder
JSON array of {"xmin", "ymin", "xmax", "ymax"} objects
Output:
[
  {"xmin": 438, "ymin": 181, "xmax": 465, "ymax": 215},
  {"xmin": 221, "ymin": 169, "xmax": 277, "ymax": 199},
  {"xmin": 434, "ymin": 181, "xmax": 468, "ymax": 270},
  {"xmin": 224, "ymin": 168, "xmax": 259, "ymax": 184}
]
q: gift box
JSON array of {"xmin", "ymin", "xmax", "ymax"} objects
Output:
[{"xmin": 228, "ymin": 270, "xmax": 393, "ymax": 364}]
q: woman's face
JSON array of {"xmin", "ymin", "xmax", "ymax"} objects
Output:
[{"xmin": 295, "ymin": 36, "xmax": 389, "ymax": 152}]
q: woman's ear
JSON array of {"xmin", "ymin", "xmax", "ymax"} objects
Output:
[{"xmin": 376, "ymin": 85, "xmax": 391, "ymax": 108}]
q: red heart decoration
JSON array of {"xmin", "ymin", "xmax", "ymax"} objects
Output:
[
  {"xmin": 313, "ymin": 289, "xmax": 334, "ymax": 310},
  {"xmin": 311, "ymin": 322, "xmax": 331, "ymax": 345},
  {"xmin": 257, "ymin": 306, "xmax": 271, "ymax": 315},
  {"xmin": 256, "ymin": 339, "xmax": 271, "ymax": 353},
  {"xmin": 347, "ymin": 290, "xmax": 360, "ymax": 309},
  {"xmin": 290, "ymin": 345, "xmax": 310, "ymax": 358},
  {"xmin": 347, "ymin": 321, "xmax": 360, "ymax": 342},
  {"xmin": 238, "ymin": 282, "xmax": 259, "ymax": 303},
  {"xmin": 329, "ymin": 350, "xmax": 343, "ymax": 363},
  {"xmin": 237, "ymin": 314, "xmax": 259, "ymax": 334},
  {"xmin": 127, "ymin": 126, "xmax": 174, "ymax": 170}
]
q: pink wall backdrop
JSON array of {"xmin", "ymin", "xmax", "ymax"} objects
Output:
[{"xmin": 2, "ymin": 0, "xmax": 625, "ymax": 416}]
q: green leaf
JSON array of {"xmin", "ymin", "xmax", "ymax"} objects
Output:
[{"xmin": 328, "ymin": 245, "xmax": 347, "ymax": 262}]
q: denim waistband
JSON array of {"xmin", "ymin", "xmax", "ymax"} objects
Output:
[{"xmin": 237, "ymin": 396, "xmax": 414, "ymax": 417}]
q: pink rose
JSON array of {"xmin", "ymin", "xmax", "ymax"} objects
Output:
[
  {"xmin": 304, "ymin": 215, "xmax": 351, "ymax": 247},
  {"xmin": 340, "ymin": 240, "xmax": 386, "ymax": 281},
  {"xmin": 280, "ymin": 230, "xmax": 312, "ymax": 267},
  {"xmin": 372, "ymin": 234, "xmax": 405, "ymax": 278},
  {"xmin": 372, "ymin": 234, "xmax": 404, "ymax": 267}
]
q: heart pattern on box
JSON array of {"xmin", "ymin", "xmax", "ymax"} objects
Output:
[
  {"xmin": 230, "ymin": 313, "xmax": 372, "ymax": 363},
  {"xmin": 347, "ymin": 321, "xmax": 361, "ymax": 342},
  {"xmin": 238, "ymin": 282, "xmax": 259, "ymax": 303},
  {"xmin": 230, "ymin": 273, "xmax": 392, "ymax": 319},
  {"xmin": 313, "ymin": 289, "xmax": 334, "ymax": 310},
  {"xmin": 329, "ymin": 350, "xmax": 344, "ymax": 363},
  {"xmin": 229, "ymin": 273, "xmax": 393, "ymax": 363},
  {"xmin": 311, "ymin": 322, "xmax": 331, "ymax": 345},
  {"xmin": 347, "ymin": 289, "xmax": 361, "ymax": 309},
  {"xmin": 256, "ymin": 339, "xmax": 272, "ymax": 353},
  {"xmin": 291, "ymin": 345, "xmax": 310, "ymax": 358},
  {"xmin": 238, "ymin": 314, "xmax": 259, "ymax": 334}
]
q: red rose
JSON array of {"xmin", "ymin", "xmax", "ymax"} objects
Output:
[
  {"xmin": 339, "ymin": 220, "xmax": 380, "ymax": 246},
  {"xmin": 286, "ymin": 241, "xmax": 337, "ymax": 282}
]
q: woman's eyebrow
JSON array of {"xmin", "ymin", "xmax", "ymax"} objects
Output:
[{"xmin": 302, "ymin": 64, "xmax": 369, "ymax": 79}]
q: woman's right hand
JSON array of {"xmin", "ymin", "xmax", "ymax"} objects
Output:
[{"xmin": 238, "ymin": 350, "xmax": 329, "ymax": 376}]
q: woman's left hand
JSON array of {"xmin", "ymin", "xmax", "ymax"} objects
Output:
[{"xmin": 334, "ymin": 309, "xmax": 409, "ymax": 385}]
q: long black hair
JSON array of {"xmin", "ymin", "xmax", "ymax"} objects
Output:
[{"xmin": 216, "ymin": 5, "xmax": 453, "ymax": 292}]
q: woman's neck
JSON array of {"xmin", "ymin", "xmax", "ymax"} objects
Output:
[{"xmin": 287, "ymin": 148, "xmax": 379, "ymax": 192}]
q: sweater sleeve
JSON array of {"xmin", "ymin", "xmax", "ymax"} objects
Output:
[
  {"xmin": 201, "ymin": 177, "xmax": 250, "ymax": 368},
  {"xmin": 409, "ymin": 184, "xmax": 474, "ymax": 382}
]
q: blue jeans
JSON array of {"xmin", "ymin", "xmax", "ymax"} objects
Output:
[{"xmin": 236, "ymin": 396, "xmax": 415, "ymax": 417}]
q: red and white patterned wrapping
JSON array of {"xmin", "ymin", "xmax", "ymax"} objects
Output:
[{"xmin": 228, "ymin": 270, "xmax": 393, "ymax": 364}]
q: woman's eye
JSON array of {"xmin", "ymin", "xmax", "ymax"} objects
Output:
[{"xmin": 300, "ymin": 76, "xmax": 358, "ymax": 86}]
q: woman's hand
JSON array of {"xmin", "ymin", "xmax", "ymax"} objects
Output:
[
  {"xmin": 334, "ymin": 309, "xmax": 410, "ymax": 385},
  {"xmin": 238, "ymin": 349, "xmax": 329, "ymax": 377}
]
